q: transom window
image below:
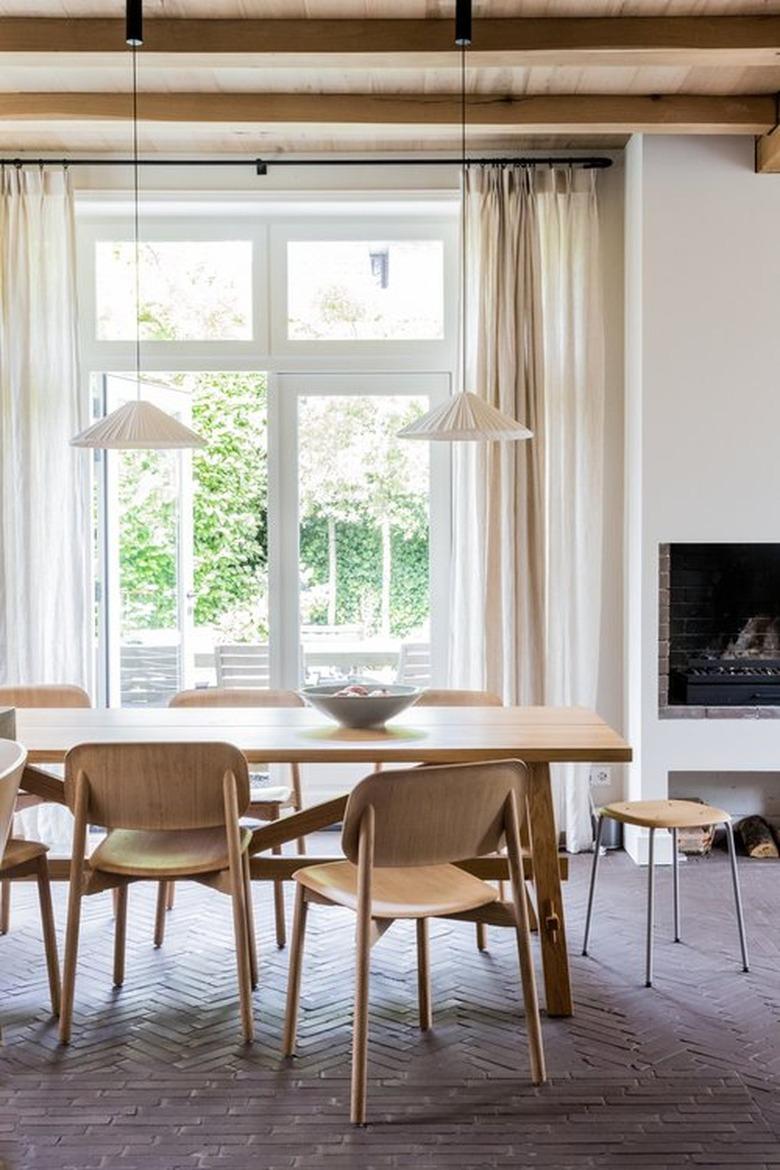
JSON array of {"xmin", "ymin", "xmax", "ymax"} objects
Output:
[{"xmin": 95, "ymin": 240, "xmax": 253, "ymax": 341}]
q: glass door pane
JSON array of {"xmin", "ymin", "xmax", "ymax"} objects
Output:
[
  {"xmin": 297, "ymin": 393, "xmax": 432, "ymax": 687},
  {"xmin": 98, "ymin": 371, "xmax": 268, "ymax": 705}
]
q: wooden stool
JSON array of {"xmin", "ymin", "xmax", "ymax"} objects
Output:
[{"xmin": 582, "ymin": 800, "xmax": 749, "ymax": 987}]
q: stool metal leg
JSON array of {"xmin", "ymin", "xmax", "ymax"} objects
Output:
[
  {"xmin": 671, "ymin": 827, "xmax": 681, "ymax": 942},
  {"xmin": 645, "ymin": 828, "xmax": 656, "ymax": 987},
  {"xmin": 582, "ymin": 814, "xmax": 605, "ymax": 957},
  {"xmin": 725, "ymin": 821, "xmax": 749, "ymax": 972}
]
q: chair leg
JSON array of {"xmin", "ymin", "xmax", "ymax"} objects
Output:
[
  {"xmin": 269, "ymin": 806, "xmax": 287, "ymax": 949},
  {"xmin": 725, "ymin": 821, "xmax": 750, "ymax": 972},
  {"xmin": 291, "ymin": 763, "xmax": 307, "ymax": 856},
  {"xmin": 153, "ymin": 881, "xmax": 168, "ymax": 948},
  {"xmin": 60, "ymin": 771, "xmax": 88, "ymax": 1045},
  {"xmin": 113, "ymin": 884, "xmax": 128, "ymax": 988},
  {"xmin": 282, "ymin": 883, "xmax": 308, "ymax": 1056},
  {"xmin": 475, "ymin": 922, "xmax": 488, "ymax": 951},
  {"xmin": 645, "ymin": 828, "xmax": 656, "ymax": 988},
  {"xmin": 506, "ymin": 792, "xmax": 546, "ymax": 1086},
  {"xmin": 35, "ymin": 856, "xmax": 61, "ymax": 1017},
  {"xmin": 166, "ymin": 882, "xmax": 176, "ymax": 911},
  {"xmin": 416, "ymin": 918, "xmax": 432, "ymax": 1031},
  {"xmin": 224, "ymin": 772, "xmax": 254, "ymax": 1043},
  {"xmin": 59, "ymin": 877, "xmax": 84, "ymax": 1044},
  {"xmin": 351, "ymin": 809, "xmax": 374, "ymax": 1126},
  {"xmin": 582, "ymin": 814, "xmax": 605, "ymax": 956},
  {"xmin": 242, "ymin": 852, "xmax": 258, "ymax": 990},
  {"xmin": 351, "ymin": 905, "xmax": 372, "ymax": 1125},
  {"xmin": 1, "ymin": 878, "xmax": 11, "ymax": 934},
  {"xmin": 229, "ymin": 865, "xmax": 254, "ymax": 1043},
  {"xmin": 672, "ymin": 827, "xmax": 681, "ymax": 942}
]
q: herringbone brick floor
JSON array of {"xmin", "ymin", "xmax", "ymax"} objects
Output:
[{"xmin": 1, "ymin": 846, "xmax": 779, "ymax": 1169}]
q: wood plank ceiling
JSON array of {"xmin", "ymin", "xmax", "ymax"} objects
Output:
[{"xmin": 1, "ymin": 1, "xmax": 779, "ymax": 164}]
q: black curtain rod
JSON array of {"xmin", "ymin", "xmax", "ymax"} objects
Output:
[{"xmin": 0, "ymin": 155, "xmax": 613, "ymax": 172}]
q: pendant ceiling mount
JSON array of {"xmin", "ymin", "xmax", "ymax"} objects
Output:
[
  {"xmin": 398, "ymin": 0, "xmax": 532, "ymax": 445},
  {"xmin": 71, "ymin": 0, "xmax": 206, "ymax": 452}
]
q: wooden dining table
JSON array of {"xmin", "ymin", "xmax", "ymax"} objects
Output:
[{"xmin": 14, "ymin": 703, "xmax": 631, "ymax": 1019}]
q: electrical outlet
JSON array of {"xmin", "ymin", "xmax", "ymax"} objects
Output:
[{"xmin": 589, "ymin": 767, "xmax": 611, "ymax": 788}]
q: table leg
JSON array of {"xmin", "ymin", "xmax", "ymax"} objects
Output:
[{"xmin": 527, "ymin": 762, "xmax": 572, "ymax": 1017}]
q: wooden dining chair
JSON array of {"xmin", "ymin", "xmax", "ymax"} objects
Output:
[
  {"xmin": 165, "ymin": 688, "xmax": 306, "ymax": 949},
  {"xmin": 58, "ymin": 741, "xmax": 257, "ymax": 1044},
  {"xmin": 283, "ymin": 759, "xmax": 546, "ymax": 1125},
  {"xmin": 0, "ymin": 738, "xmax": 60, "ymax": 1017},
  {"xmin": 0, "ymin": 684, "xmax": 90, "ymax": 936},
  {"xmin": 413, "ymin": 689, "xmax": 513, "ymax": 951}
]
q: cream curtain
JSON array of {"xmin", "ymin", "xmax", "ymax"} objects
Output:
[
  {"xmin": 0, "ymin": 167, "xmax": 90, "ymax": 688},
  {"xmin": 450, "ymin": 165, "xmax": 605, "ymax": 852}
]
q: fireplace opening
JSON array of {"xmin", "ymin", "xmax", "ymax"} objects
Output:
[{"xmin": 662, "ymin": 544, "xmax": 780, "ymax": 709}]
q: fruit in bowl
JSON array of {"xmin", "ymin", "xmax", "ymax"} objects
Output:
[
  {"xmin": 333, "ymin": 684, "xmax": 392, "ymax": 698},
  {"xmin": 300, "ymin": 683, "xmax": 420, "ymax": 729}
]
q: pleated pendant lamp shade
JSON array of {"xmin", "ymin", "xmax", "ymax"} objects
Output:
[
  {"xmin": 70, "ymin": 399, "xmax": 206, "ymax": 450},
  {"xmin": 398, "ymin": 390, "xmax": 533, "ymax": 442}
]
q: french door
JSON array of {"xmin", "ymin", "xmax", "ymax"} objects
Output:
[
  {"xmin": 271, "ymin": 372, "xmax": 451, "ymax": 692},
  {"xmin": 95, "ymin": 370, "xmax": 448, "ymax": 704}
]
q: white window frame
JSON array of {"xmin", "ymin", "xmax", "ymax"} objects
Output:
[{"xmin": 76, "ymin": 197, "xmax": 458, "ymax": 702}]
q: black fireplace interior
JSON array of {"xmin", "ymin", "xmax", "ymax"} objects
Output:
[{"xmin": 669, "ymin": 544, "xmax": 780, "ymax": 706}]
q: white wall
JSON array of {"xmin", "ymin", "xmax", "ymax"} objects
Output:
[{"xmin": 625, "ymin": 135, "xmax": 780, "ymax": 860}]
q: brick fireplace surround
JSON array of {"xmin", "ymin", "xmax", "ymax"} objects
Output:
[{"xmin": 659, "ymin": 543, "xmax": 780, "ymax": 720}]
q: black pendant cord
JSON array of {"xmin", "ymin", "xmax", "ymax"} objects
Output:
[
  {"xmin": 131, "ymin": 40, "xmax": 141, "ymax": 396},
  {"xmin": 455, "ymin": 0, "xmax": 472, "ymax": 397},
  {"xmin": 460, "ymin": 41, "xmax": 467, "ymax": 397}
]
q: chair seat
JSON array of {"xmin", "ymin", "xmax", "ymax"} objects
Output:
[
  {"xmin": 603, "ymin": 799, "xmax": 730, "ymax": 830},
  {"xmin": 294, "ymin": 860, "xmax": 498, "ymax": 919},
  {"xmin": 0, "ymin": 837, "xmax": 48, "ymax": 875},
  {"xmin": 90, "ymin": 826, "xmax": 252, "ymax": 878}
]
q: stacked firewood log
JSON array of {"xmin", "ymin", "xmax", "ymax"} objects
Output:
[{"xmin": 737, "ymin": 815, "xmax": 780, "ymax": 859}]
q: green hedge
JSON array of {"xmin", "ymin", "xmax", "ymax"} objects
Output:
[{"xmin": 299, "ymin": 517, "xmax": 428, "ymax": 637}]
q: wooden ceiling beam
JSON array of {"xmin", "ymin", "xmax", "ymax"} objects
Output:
[
  {"xmin": 2, "ymin": 16, "xmax": 780, "ymax": 66},
  {"xmin": 0, "ymin": 92, "xmax": 773, "ymax": 135}
]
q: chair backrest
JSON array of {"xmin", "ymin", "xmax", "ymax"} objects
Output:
[
  {"xmin": 396, "ymin": 642, "xmax": 432, "ymax": 685},
  {"xmin": 416, "ymin": 689, "xmax": 502, "ymax": 707},
  {"xmin": 170, "ymin": 687, "xmax": 304, "ymax": 709},
  {"xmin": 0, "ymin": 739, "xmax": 27, "ymax": 858},
  {"xmin": 341, "ymin": 759, "xmax": 527, "ymax": 868},
  {"xmin": 120, "ymin": 645, "xmax": 181, "ymax": 707},
  {"xmin": 63, "ymin": 742, "xmax": 250, "ymax": 831},
  {"xmin": 0, "ymin": 684, "xmax": 90, "ymax": 709},
  {"xmin": 215, "ymin": 644, "xmax": 270, "ymax": 688}
]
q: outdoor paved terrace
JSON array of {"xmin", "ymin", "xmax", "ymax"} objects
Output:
[{"xmin": 2, "ymin": 850, "xmax": 779, "ymax": 1170}]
